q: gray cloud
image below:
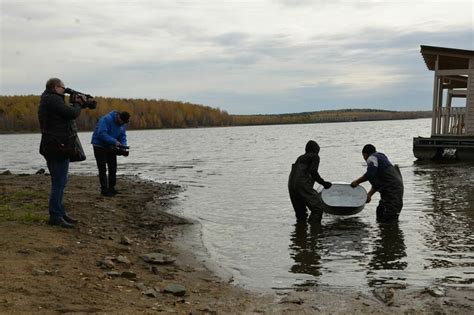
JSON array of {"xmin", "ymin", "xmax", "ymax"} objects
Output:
[
  {"xmin": 277, "ymin": 0, "xmax": 342, "ymax": 7},
  {"xmin": 211, "ymin": 32, "xmax": 249, "ymax": 47},
  {"xmin": 1, "ymin": 0, "xmax": 472, "ymax": 114},
  {"xmin": 1, "ymin": 1, "xmax": 57, "ymax": 21}
]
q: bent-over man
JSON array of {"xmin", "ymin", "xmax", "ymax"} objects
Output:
[
  {"xmin": 351, "ymin": 144, "xmax": 404, "ymax": 223},
  {"xmin": 91, "ymin": 111, "xmax": 130, "ymax": 196}
]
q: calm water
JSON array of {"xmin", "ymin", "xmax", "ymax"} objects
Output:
[{"xmin": 1, "ymin": 118, "xmax": 473, "ymax": 292}]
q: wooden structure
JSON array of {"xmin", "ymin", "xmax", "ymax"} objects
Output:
[{"xmin": 413, "ymin": 45, "xmax": 474, "ymax": 160}]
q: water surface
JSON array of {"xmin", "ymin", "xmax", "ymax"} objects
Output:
[{"xmin": 1, "ymin": 118, "xmax": 473, "ymax": 292}]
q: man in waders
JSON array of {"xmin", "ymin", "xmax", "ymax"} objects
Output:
[
  {"xmin": 351, "ymin": 144, "xmax": 404, "ymax": 223},
  {"xmin": 288, "ymin": 140, "xmax": 332, "ymax": 224}
]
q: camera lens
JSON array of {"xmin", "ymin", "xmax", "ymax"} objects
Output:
[{"xmin": 87, "ymin": 101, "xmax": 97, "ymax": 109}]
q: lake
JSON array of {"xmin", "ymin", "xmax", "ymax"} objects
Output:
[{"xmin": 1, "ymin": 118, "xmax": 473, "ymax": 292}]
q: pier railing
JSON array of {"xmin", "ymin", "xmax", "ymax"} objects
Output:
[{"xmin": 433, "ymin": 106, "xmax": 465, "ymax": 136}]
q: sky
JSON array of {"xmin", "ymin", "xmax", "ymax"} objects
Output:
[{"xmin": 0, "ymin": 0, "xmax": 473, "ymax": 114}]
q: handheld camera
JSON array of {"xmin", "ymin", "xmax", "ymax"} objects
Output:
[
  {"xmin": 110, "ymin": 144, "xmax": 130, "ymax": 156},
  {"xmin": 64, "ymin": 87, "xmax": 97, "ymax": 109}
]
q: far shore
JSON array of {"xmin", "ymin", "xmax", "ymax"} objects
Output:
[
  {"xmin": 0, "ymin": 113, "xmax": 432, "ymax": 135},
  {"xmin": 0, "ymin": 171, "xmax": 471, "ymax": 314}
]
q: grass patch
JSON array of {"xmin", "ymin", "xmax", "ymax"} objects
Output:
[
  {"xmin": 1, "ymin": 190, "xmax": 45, "ymax": 203},
  {"xmin": 0, "ymin": 190, "xmax": 48, "ymax": 224}
]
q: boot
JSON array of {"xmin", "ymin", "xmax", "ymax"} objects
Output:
[
  {"xmin": 48, "ymin": 217, "xmax": 75, "ymax": 228},
  {"xmin": 63, "ymin": 213, "xmax": 78, "ymax": 224},
  {"xmin": 101, "ymin": 188, "xmax": 114, "ymax": 197}
]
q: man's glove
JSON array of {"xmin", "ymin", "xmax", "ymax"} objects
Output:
[{"xmin": 323, "ymin": 181, "xmax": 332, "ymax": 189}]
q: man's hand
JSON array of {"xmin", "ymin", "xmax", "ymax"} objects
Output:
[
  {"xmin": 366, "ymin": 188, "xmax": 375, "ymax": 204},
  {"xmin": 350, "ymin": 180, "xmax": 359, "ymax": 188},
  {"xmin": 323, "ymin": 181, "xmax": 332, "ymax": 189},
  {"xmin": 366, "ymin": 195, "xmax": 372, "ymax": 203},
  {"xmin": 76, "ymin": 94, "xmax": 86, "ymax": 105}
]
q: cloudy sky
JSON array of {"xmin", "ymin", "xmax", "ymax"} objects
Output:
[{"xmin": 1, "ymin": 0, "xmax": 472, "ymax": 114}]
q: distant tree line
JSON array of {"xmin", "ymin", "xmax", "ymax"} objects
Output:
[
  {"xmin": 0, "ymin": 95, "xmax": 431, "ymax": 133},
  {"xmin": 232, "ymin": 109, "xmax": 432, "ymax": 126}
]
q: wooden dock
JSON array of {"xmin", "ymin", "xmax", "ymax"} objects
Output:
[{"xmin": 413, "ymin": 45, "xmax": 474, "ymax": 160}]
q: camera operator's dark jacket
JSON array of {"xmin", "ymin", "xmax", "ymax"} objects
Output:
[{"xmin": 38, "ymin": 89, "xmax": 82, "ymax": 158}]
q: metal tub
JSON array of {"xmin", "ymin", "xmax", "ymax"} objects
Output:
[{"xmin": 319, "ymin": 183, "xmax": 367, "ymax": 216}]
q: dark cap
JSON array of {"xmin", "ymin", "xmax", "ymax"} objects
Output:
[
  {"xmin": 119, "ymin": 111, "xmax": 130, "ymax": 123},
  {"xmin": 362, "ymin": 144, "xmax": 376, "ymax": 155}
]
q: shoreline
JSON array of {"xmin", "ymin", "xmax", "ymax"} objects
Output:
[
  {"xmin": 0, "ymin": 116, "xmax": 432, "ymax": 135},
  {"xmin": 0, "ymin": 172, "xmax": 273, "ymax": 313},
  {"xmin": 0, "ymin": 172, "xmax": 472, "ymax": 314}
]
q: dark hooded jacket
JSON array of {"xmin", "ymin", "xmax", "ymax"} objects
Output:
[{"xmin": 288, "ymin": 148, "xmax": 327, "ymax": 191}]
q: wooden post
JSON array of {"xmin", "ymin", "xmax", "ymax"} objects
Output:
[
  {"xmin": 453, "ymin": 110, "xmax": 458, "ymax": 134},
  {"xmin": 466, "ymin": 58, "xmax": 474, "ymax": 135},
  {"xmin": 431, "ymin": 56, "xmax": 439, "ymax": 136},
  {"xmin": 446, "ymin": 89, "xmax": 456, "ymax": 134},
  {"xmin": 436, "ymin": 76, "xmax": 443, "ymax": 135},
  {"xmin": 439, "ymin": 78, "xmax": 445, "ymax": 135}
]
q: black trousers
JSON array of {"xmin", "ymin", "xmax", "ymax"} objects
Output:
[
  {"xmin": 376, "ymin": 188, "xmax": 404, "ymax": 223},
  {"xmin": 288, "ymin": 164, "xmax": 325, "ymax": 223},
  {"xmin": 372, "ymin": 165, "xmax": 404, "ymax": 223},
  {"xmin": 93, "ymin": 146, "xmax": 117, "ymax": 190}
]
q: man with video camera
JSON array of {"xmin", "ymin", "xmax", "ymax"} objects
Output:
[
  {"xmin": 38, "ymin": 78, "xmax": 90, "ymax": 228},
  {"xmin": 91, "ymin": 111, "xmax": 131, "ymax": 197}
]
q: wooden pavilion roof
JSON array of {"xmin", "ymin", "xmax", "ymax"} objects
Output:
[{"xmin": 421, "ymin": 45, "xmax": 474, "ymax": 71}]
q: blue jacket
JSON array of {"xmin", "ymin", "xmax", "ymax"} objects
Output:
[
  {"xmin": 91, "ymin": 111, "xmax": 128, "ymax": 147},
  {"xmin": 364, "ymin": 152, "xmax": 392, "ymax": 180}
]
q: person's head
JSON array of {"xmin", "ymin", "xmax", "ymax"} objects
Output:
[
  {"xmin": 362, "ymin": 144, "xmax": 376, "ymax": 160},
  {"xmin": 305, "ymin": 140, "xmax": 320, "ymax": 154},
  {"xmin": 117, "ymin": 111, "xmax": 130, "ymax": 125},
  {"xmin": 46, "ymin": 78, "xmax": 65, "ymax": 95}
]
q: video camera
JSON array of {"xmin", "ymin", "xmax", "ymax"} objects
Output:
[
  {"xmin": 64, "ymin": 87, "xmax": 97, "ymax": 109},
  {"xmin": 110, "ymin": 144, "xmax": 130, "ymax": 156}
]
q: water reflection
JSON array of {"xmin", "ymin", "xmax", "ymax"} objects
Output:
[
  {"xmin": 289, "ymin": 217, "xmax": 370, "ymax": 287},
  {"xmin": 413, "ymin": 162, "xmax": 474, "ymax": 284},
  {"xmin": 369, "ymin": 223, "xmax": 407, "ymax": 271},
  {"xmin": 289, "ymin": 222, "xmax": 323, "ymax": 281},
  {"xmin": 367, "ymin": 223, "xmax": 407, "ymax": 287}
]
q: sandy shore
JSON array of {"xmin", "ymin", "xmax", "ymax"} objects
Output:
[{"xmin": 0, "ymin": 172, "xmax": 472, "ymax": 314}]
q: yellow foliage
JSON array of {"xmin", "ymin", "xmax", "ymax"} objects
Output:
[
  {"xmin": 0, "ymin": 95, "xmax": 430, "ymax": 133},
  {"xmin": 0, "ymin": 95, "xmax": 231, "ymax": 132}
]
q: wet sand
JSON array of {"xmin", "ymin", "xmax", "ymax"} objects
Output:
[{"xmin": 0, "ymin": 172, "xmax": 472, "ymax": 314}]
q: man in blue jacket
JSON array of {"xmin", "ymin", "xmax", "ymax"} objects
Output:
[{"xmin": 91, "ymin": 111, "xmax": 130, "ymax": 196}]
